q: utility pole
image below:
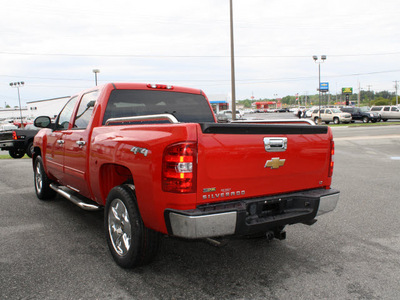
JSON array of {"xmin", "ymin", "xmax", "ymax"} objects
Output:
[
  {"xmin": 229, "ymin": 0, "xmax": 236, "ymax": 120},
  {"xmin": 357, "ymin": 82, "xmax": 361, "ymax": 107},
  {"xmin": 93, "ymin": 69, "xmax": 100, "ymax": 86},
  {"xmin": 394, "ymin": 81, "xmax": 399, "ymax": 105},
  {"xmin": 312, "ymin": 55, "xmax": 326, "ymax": 123}
]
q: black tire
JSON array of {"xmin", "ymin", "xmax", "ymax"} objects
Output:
[
  {"xmin": 314, "ymin": 117, "xmax": 319, "ymax": 123},
  {"xmin": 33, "ymin": 156, "xmax": 57, "ymax": 200},
  {"xmin": 362, "ymin": 116, "xmax": 369, "ymax": 123},
  {"xmin": 26, "ymin": 142, "xmax": 34, "ymax": 158},
  {"xmin": 105, "ymin": 185, "xmax": 161, "ymax": 268},
  {"xmin": 9, "ymin": 148, "xmax": 25, "ymax": 159},
  {"xmin": 325, "ymin": 121, "xmax": 330, "ymax": 124},
  {"xmin": 382, "ymin": 119, "xmax": 388, "ymax": 122},
  {"xmin": 371, "ymin": 119, "xmax": 377, "ymax": 123},
  {"xmin": 333, "ymin": 117, "xmax": 340, "ymax": 124}
]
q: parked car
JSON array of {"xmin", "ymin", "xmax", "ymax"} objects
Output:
[
  {"xmin": 219, "ymin": 109, "xmax": 243, "ymax": 119},
  {"xmin": 340, "ymin": 106, "xmax": 380, "ymax": 123},
  {"xmin": 0, "ymin": 127, "xmax": 40, "ymax": 158},
  {"xmin": 305, "ymin": 109, "xmax": 314, "ymax": 118},
  {"xmin": 311, "ymin": 108, "xmax": 352, "ymax": 124},
  {"xmin": 216, "ymin": 112, "xmax": 230, "ymax": 123},
  {"xmin": 0, "ymin": 124, "xmax": 18, "ymax": 131},
  {"xmin": 370, "ymin": 106, "xmax": 400, "ymax": 121},
  {"xmin": 293, "ymin": 106, "xmax": 306, "ymax": 116}
]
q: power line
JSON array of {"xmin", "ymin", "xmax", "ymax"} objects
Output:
[
  {"xmin": 1, "ymin": 51, "xmax": 400, "ymax": 58},
  {"xmin": 1, "ymin": 69, "xmax": 400, "ymax": 86}
]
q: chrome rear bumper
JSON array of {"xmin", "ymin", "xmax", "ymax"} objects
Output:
[{"xmin": 166, "ymin": 188, "xmax": 340, "ymax": 239}]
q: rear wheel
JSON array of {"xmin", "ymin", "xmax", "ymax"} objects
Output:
[
  {"xmin": 105, "ymin": 185, "xmax": 161, "ymax": 268},
  {"xmin": 9, "ymin": 149, "xmax": 25, "ymax": 159},
  {"xmin": 26, "ymin": 142, "xmax": 34, "ymax": 158},
  {"xmin": 34, "ymin": 156, "xmax": 56, "ymax": 200},
  {"xmin": 382, "ymin": 119, "xmax": 388, "ymax": 122}
]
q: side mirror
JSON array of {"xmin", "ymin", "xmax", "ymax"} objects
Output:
[
  {"xmin": 34, "ymin": 116, "xmax": 52, "ymax": 128},
  {"xmin": 87, "ymin": 100, "xmax": 96, "ymax": 108}
]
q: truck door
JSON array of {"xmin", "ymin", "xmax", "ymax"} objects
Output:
[
  {"xmin": 62, "ymin": 91, "xmax": 98, "ymax": 199},
  {"xmin": 45, "ymin": 96, "xmax": 79, "ymax": 181}
]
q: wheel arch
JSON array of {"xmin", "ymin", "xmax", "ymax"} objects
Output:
[
  {"xmin": 98, "ymin": 163, "xmax": 134, "ymax": 205},
  {"xmin": 32, "ymin": 147, "xmax": 42, "ymax": 167}
]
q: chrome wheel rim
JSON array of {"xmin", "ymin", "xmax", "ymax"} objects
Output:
[
  {"xmin": 35, "ymin": 163, "xmax": 43, "ymax": 193},
  {"xmin": 108, "ymin": 199, "xmax": 132, "ymax": 256}
]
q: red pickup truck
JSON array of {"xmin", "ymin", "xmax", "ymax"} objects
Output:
[{"xmin": 33, "ymin": 83, "xmax": 339, "ymax": 268}]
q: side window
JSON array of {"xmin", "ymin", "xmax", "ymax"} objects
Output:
[
  {"xmin": 56, "ymin": 96, "xmax": 79, "ymax": 130},
  {"xmin": 391, "ymin": 107, "xmax": 399, "ymax": 112},
  {"xmin": 384, "ymin": 107, "xmax": 390, "ymax": 111},
  {"xmin": 326, "ymin": 109, "xmax": 332, "ymax": 114},
  {"xmin": 73, "ymin": 91, "xmax": 99, "ymax": 129}
]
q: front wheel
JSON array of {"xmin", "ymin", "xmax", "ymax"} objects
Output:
[
  {"xmin": 34, "ymin": 156, "xmax": 56, "ymax": 200},
  {"xmin": 333, "ymin": 117, "xmax": 340, "ymax": 124},
  {"xmin": 9, "ymin": 149, "xmax": 25, "ymax": 159},
  {"xmin": 362, "ymin": 116, "xmax": 369, "ymax": 123},
  {"xmin": 105, "ymin": 185, "xmax": 161, "ymax": 268}
]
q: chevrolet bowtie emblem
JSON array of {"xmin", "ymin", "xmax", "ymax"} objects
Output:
[{"xmin": 264, "ymin": 157, "xmax": 286, "ymax": 169}]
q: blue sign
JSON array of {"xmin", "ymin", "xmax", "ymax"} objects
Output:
[{"xmin": 320, "ymin": 82, "xmax": 329, "ymax": 92}]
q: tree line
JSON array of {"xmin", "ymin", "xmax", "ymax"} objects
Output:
[{"xmin": 239, "ymin": 90, "xmax": 398, "ymax": 108}]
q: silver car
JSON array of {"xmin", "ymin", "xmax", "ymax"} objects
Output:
[
  {"xmin": 311, "ymin": 108, "xmax": 352, "ymax": 124},
  {"xmin": 370, "ymin": 106, "xmax": 400, "ymax": 121}
]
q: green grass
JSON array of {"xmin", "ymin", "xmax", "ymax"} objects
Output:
[
  {"xmin": 0, "ymin": 154, "xmax": 30, "ymax": 159},
  {"xmin": 328, "ymin": 121, "xmax": 400, "ymax": 127}
]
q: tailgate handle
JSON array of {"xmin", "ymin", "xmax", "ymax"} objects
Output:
[{"xmin": 264, "ymin": 137, "xmax": 287, "ymax": 152}]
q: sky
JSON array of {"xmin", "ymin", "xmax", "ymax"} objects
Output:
[{"xmin": 1, "ymin": 0, "xmax": 399, "ymax": 108}]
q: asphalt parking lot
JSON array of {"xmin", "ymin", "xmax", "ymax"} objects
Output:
[{"xmin": 1, "ymin": 124, "xmax": 400, "ymax": 299}]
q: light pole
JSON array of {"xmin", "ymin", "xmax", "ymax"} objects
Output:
[
  {"xmin": 9, "ymin": 81, "xmax": 25, "ymax": 129},
  {"xmin": 93, "ymin": 69, "xmax": 100, "ymax": 86},
  {"xmin": 312, "ymin": 55, "xmax": 326, "ymax": 124}
]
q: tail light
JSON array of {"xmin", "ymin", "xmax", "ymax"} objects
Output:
[
  {"xmin": 328, "ymin": 140, "xmax": 335, "ymax": 177},
  {"xmin": 12, "ymin": 131, "xmax": 25, "ymax": 140},
  {"xmin": 162, "ymin": 142, "xmax": 197, "ymax": 193}
]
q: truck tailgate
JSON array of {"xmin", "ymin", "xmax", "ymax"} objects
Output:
[{"xmin": 196, "ymin": 123, "xmax": 333, "ymax": 205}]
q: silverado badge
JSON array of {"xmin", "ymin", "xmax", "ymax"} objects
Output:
[{"xmin": 264, "ymin": 157, "xmax": 285, "ymax": 169}]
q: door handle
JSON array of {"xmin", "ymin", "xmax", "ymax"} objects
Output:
[
  {"xmin": 264, "ymin": 137, "xmax": 287, "ymax": 152},
  {"xmin": 57, "ymin": 140, "xmax": 64, "ymax": 145},
  {"xmin": 76, "ymin": 140, "xmax": 86, "ymax": 147}
]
